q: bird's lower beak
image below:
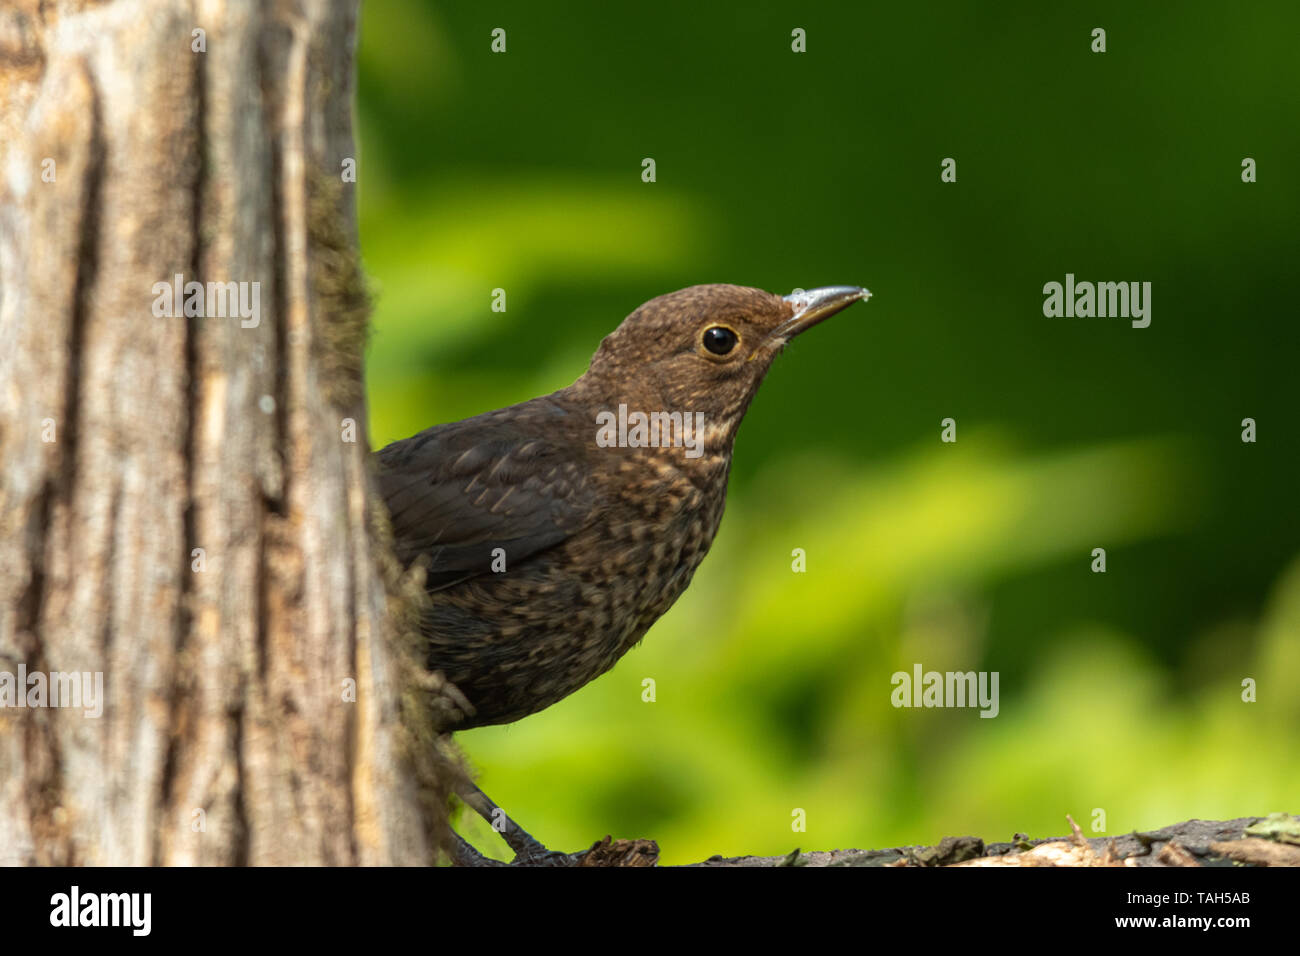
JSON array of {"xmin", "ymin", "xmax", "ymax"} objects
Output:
[{"xmin": 772, "ymin": 285, "xmax": 871, "ymax": 341}]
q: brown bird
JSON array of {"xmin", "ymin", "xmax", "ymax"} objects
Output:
[{"xmin": 375, "ymin": 283, "xmax": 869, "ymax": 864}]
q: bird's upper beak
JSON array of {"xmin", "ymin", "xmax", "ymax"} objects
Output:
[{"xmin": 771, "ymin": 285, "xmax": 871, "ymax": 341}]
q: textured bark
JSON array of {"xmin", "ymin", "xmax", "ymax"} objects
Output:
[
  {"xmin": 0, "ymin": 0, "xmax": 460, "ymax": 866},
  {"xmin": 688, "ymin": 817, "xmax": 1289, "ymax": 867}
]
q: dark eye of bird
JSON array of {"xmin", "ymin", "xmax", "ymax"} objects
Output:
[{"xmin": 702, "ymin": 326, "xmax": 738, "ymax": 355}]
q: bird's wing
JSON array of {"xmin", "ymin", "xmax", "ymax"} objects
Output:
[{"xmin": 375, "ymin": 403, "xmax": 598, "ymax": 591}]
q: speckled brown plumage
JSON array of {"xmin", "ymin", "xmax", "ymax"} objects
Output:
[{"xmin": 375, "ymin": 283, "xmax": 867, "ymax": 731}]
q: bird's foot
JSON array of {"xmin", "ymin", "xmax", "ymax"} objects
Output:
[
  {"xmin": 452, "ymin": 779, "xmax": 580, "ymax": 866},
  {"xmin": 483, "ymin": 818, "xmax": 584, "ymax": 866},
  {"xmin": 450, "ymin": 833, "xmax": 508, "ymax": 867},
  {"xmin": 451, "ymin": 780, "xmax": 659, "ymax": 866},
  {"xmin": 510, "ymin": 844, "xmax": 582, "ymax": 867},
  {"xmin": 448, "ymin": 828, "xmax": 579, "ymax": 866}
]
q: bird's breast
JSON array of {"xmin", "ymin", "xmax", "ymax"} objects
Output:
[{"xmin": 427, "ymin": 447, "xmax": 732, "ymax": 729}]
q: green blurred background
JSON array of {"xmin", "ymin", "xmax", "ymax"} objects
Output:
[{"xmin": 356, "ymin": 1, "xmax": 1299, "ymax": 863}]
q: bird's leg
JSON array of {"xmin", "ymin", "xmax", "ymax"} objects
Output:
[
  {"xmin": 455, "ymin": 780, "xmax": 579, "ymax": 866},
  {"xmin": 449, "ymin": 831, "xmax": 507, "ymax": 867}
]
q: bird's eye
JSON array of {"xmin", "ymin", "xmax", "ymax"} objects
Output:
[{"xmin": 702, "ymin": 325, "xmax": 738, "ymax": 355}]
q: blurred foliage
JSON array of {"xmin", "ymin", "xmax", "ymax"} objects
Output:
[{"xmin": 357, "ymin": 1, "xmax": 1300, "ymax": 863}]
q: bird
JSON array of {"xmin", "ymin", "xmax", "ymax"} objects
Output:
[{"xmin": 374, "ymin": 283, "xmax": 870, "ymax": 864}]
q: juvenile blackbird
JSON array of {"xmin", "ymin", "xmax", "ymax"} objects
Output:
[{"xmin": 375, "ymin": 283, "xmax": 869, "ymax": 863}]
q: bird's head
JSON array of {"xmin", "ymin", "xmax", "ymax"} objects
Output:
[{"xmin": 580, "ymin": 283, "xmax": 870, "ymax": 441}]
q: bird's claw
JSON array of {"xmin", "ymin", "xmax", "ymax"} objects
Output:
[{"xmin": 509, "ymin": 846, "xmax": 581, "ymax": 867}]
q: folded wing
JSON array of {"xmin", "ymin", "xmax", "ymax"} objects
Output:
[{"xmin": 375, "ymin": 402, "xmax": 597, "ymax": 591}]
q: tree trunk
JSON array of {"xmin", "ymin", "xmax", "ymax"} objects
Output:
[{"xmin": 0, "ymin": 0, "xmax": 460, "ymax": 865}]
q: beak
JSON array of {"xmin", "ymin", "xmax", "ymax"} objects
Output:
[{"xmin": 771, "ymin": 285, "xmax": 871, "ymax": 341}]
